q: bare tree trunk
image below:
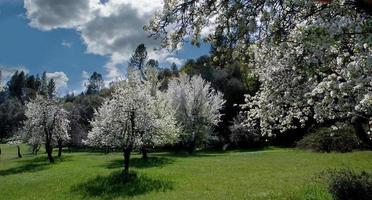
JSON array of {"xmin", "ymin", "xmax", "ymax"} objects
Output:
[
  {"xmin": 58, "ymin": 140, "xmax": 63, "ymax": 157},
  {"xmin": 45, "ymin": 141, "xmax": 54, "ymax": 163},
  {"xmin": 141, "ymin": 146, "xmax": 148, "ymax": 160},
  {"xmin": 123, "ymin": 148, "xmax": 131, "ymax": 175},
  {"xmin": 0, "ymin": 147, "xmax": 2, "ymax": 155},
  {"xmin": 352, "ymin": 116, "xmax": 372, "ymax": 150},
  {"xmin": 17, "ymin": 145, "xmax": 22, "ymax": 158}
]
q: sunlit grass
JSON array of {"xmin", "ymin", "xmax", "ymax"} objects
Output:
[{"xmin": 0, "ymin": 144, "xmax": 371, "ymax": 200}]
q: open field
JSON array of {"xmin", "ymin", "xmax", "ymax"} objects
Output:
[{"xmin": 0, "ymin": 144, "xmax": 372, "ymax": 200}]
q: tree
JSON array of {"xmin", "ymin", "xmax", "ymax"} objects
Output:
[
  {"xmin": 86, "ymin": 72, "xmax": 104, "ymax": 95},
  {"xmin": 47, "ymin": 79, "xmax": 56, "ymax": 99},
  {"xmin": 24, "ymin": 95, "xmax": 70, "ymax": 162},
  {"xmin": 8, "ymin": 71, "xmax": 25, "ymax": 101},
  {"xmin": 147, "ymin": 0, "xmax": 371, "ymax": 63},
  {"xmin": 166, "ymin": 74, "xmax": 225, "ymax": 153},
  {"xmin": 129, "ymin": 44, "xmax": 148, "ymax": 71},
  {"xmin": 239, "ymin": 3, "xmax": 372, "ymax": 147},
  {"xmin": 86, "ymin": 70, "xmax": 179, "ymax": 174},
  {"xmin": 40, "ymin": 72, "xmax": 48, "ymax": 96}
]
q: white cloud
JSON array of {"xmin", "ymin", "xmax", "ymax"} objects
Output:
[
  {"xmin": 165, "ymin": 57, "xmax": 184, "ymax": 66},
  {"xmin": 46, "ymin": 71, "xmax": 69, "ymax": 92},
  {"xmin": 24, "ymin": 0, "xmax": 182, "ymax": 82},
  {"xmin": 62, "ymin": 40, "xmax": 72, "ymax": 48},
  {"xmin": 82, "ymin": 70, "xmax": 90, "ymax": 79},
  {"xmin": 0, "ymin": 65, "xmax": 29, "ymax": 82}
]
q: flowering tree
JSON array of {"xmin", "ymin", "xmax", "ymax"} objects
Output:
[
  {"xmin": 86, "ymin": 70, "xmax": 179, "ymax": 174},
  {"xmin": 24, "ymin": 95, "xmax": 70, "ymax": 162},
  {"xmin": 240, "ymin": 2, "xmax": 372, "ymax": 148},
  {"xmin": 148, "ymin": 0, "xmax": 371, "ymax": 147},
  {"xmin": 167, "ymin": 74, "xmax": 225, "ymax": 153}
]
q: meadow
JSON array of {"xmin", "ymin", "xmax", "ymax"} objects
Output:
[{"xmin": 1, "ymin": 144, "xmax": 371, "ymax": 200}]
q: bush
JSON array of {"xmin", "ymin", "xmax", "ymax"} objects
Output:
[
  {"xmin": 229, "ymin": 114, "xmax": 265, "ymax": 149},
  {"xmin": 297, "ymin": 126, "xmax": 360, "ymax": 152},
  {"xmin": 324, "ymin": 169, "xmax": 372, "ymax": 200}
]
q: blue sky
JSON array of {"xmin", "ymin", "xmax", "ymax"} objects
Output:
[{"xmin": 0, "ymin": 0, "xmax": 209, "ymax": 94}]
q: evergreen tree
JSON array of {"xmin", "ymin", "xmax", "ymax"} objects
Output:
[
  {"xmin": 8, "ymin": 71, "xmax": 25, "ymax": 100},
  {"xmin": 40, "ymin": 72, "xmax": 48, "ymax": 96},
  {"xmin": 129, "ymin": 44, "xmax": 148, "ymax": 71},
  {"xmin": 86, "ymin": 72, "xmax": 104, "ymax": 95},
  {"xmin": 47, "ymin": 79, "xmax": 56, "ymax": 98}
]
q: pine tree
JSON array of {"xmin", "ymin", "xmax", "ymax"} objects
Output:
[{"xmin": 86, "ymin": 72, "xmax": 104, "ymax": 95}]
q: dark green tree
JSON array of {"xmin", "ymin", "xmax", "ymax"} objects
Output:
[
  {"xmin": 129, "ymin": 44, "xmax": 148, "ymax": 71},
  {"xmin": 86, "ymin": 72, "xmax": 104, "ymax": 95},
  {"xmin": 47, "ymin": 79, "xmax": 56, "ymax": 98}
]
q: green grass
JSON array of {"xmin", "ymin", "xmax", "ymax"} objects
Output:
[{"xmin": 0, "ymin": 144, "xmax": 372, "ymax": 200}]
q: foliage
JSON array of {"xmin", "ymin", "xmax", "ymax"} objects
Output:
[
  {"xmin": 229, "ymin": 113, "xmax": 265, "ymax": 149},
  {"xmin": 166, "ymin": 73, "xmax": 225, "ymax": 152},
  {"xmin": 86, "ymin": 69, "xmax": 179, "ymax": 171},
  {"xmin": 86, "ymin": 72, "xmax": 104, "ymax": 95},
  {"xmin": 24, "ymin": 95, "xmax": 70, "ymax": 162},
  {"xmin": 324, "ymin": 169, "xmax": 372, "ymax": 200},
  {"xmin": 297, "ymin": 126, "xmax": 361, "ymax": 153}
]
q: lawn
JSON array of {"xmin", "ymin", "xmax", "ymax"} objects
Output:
[{"xmin": 0, "ymin": 144, "xmax": 372, "ymax": 200}]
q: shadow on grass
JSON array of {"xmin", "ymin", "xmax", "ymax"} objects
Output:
[
  {"xmin": 107, "ymin": 157, "xmax": 174, "ymax": 169},
  {"xmin": 72, "ymin": 171, "xmax": 173, "ymax": 199},
  {"xmin": 0, "ymin": 155, "xmax": 71, "ymax": 176}
]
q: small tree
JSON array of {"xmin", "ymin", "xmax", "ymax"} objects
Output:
[
  {"xmin": 24, "ymin": 95, "xmax": 70, "ymax": 162},
  {"xmin": 167, "ymin": 74, "xmax": 225, "ymax": 153},
  {"xmin": 8, "ymin": 133, "xmax": 23, "ymax": 158},
  {"xmin": 86, "ymin": 70, "xmax": 179, "ymax": 174}
]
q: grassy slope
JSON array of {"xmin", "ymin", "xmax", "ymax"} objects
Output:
[{"xmin": 0, "ymin": 144, "xmax": 372, "ymax": 200}]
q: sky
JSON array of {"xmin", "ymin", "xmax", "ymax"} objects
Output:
[{"xmin": 0, "ymin": 0, "xmax": 209, "ymax": 95}]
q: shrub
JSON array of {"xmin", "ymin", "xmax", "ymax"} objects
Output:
[
  {"xmin": 229, "ymin": 114, "xmax": 265, "ymax": 149},
  {"xmin": 297, "ymin": 126, "xmax": 360, "ymax": 152},
  {"xmin": 324, "ymin": 169, "xmax": 372, "ymax": 200}
]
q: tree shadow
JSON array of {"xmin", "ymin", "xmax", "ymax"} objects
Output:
[
  {"xmin": 0, "ymin": 155, "xmax": 71, "ymax": 176},
  {"xmin": 72, "ymin": 171, "xmax": 173, "ymax": 199},
  {"xmin": 106, "ymin": 156, "xmax": 174, "ymax": 169}
]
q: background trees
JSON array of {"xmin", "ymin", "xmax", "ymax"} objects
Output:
[{"xmin": 167, "ymin": 74, "xmax": 225, "ymax": 153}]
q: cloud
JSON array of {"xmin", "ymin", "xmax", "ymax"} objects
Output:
[
  {"xmin": 61, "ymin": 40, "xmax": 72, "ymax": 48},
  {"xmin": 24, "ymin": 0, "xmax": 97, "ymax": 31},
  {"xmin": 24, "ymin": 0, "xmax": 182, "ymax": 82},
  {"xmin": 0, "ymin": 65, "xmax": 29, "ymax": 82},
  {"xmin": 46, "ymin": 71, "xmax": 69, "ymax": 92},
  {"xmin": 165, "ymin": 57, "xmax": 184, "ymax": 66}
]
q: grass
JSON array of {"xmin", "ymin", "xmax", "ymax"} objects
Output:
[{"xmin": 0, "ymin": 144, "xmax": 372, "ymax": 200}]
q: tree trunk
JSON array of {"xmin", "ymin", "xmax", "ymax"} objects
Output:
[
  {"xmin": 17, "ymin": 145, "xmax": 22, "ymax": 158},
  {"xmin": 141, "ymin": 146, "xmax": 148, "ymax": 160},
  {"xmin": 352, "ymin": 116, "xmax": 372, "ymax": 150},
  {"xmin": 45, "ymin": 141, "xmax": 54, "ymax": 163},
  {"xmin": 58, "ymin": 140, "xmax": 63, "ymax": 157},
  {"xmin": 123, "ymin": 148, "xmax": 131, "ymax": 175},
  {"xmin": 0, "ymin": 147, "xmax": 2, "ymax": 155}
]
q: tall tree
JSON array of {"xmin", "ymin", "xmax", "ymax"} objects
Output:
[
  {"xmin": 167, "ymin": 74, "xmax": 225, "ymax": 153},
  {"xmin": 40, "ymin": 72, "xmax": 48, "ymax": 96},
  {"xmin": 86, "ymin": 72, "xmax": 104, "ymax": 95},
  {"xmin": 8, "ymin": 71, "xmax": 25, "ymax": 101},
  {"xmin": 47, "ymin": 79, "xmax": 56, "ymax": 99},
  {"xmin": 86, "ymin": 70, "xmax": 179, "ymax": 174},
  {"xmin": 129, "ymin": 44, "xmax": 148, "ymax": 70}
]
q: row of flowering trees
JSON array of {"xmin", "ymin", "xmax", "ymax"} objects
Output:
[
  {"xmin": 146, "ymin": 0, "xmax": 372, "ymax": 149},
  {"xmin": 86, "ymin": 68, "xmax": 225, "ymax": 174},
  {"xmin": 19, "ymin": 66, "xmax": 225, "ymax": 173}
]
